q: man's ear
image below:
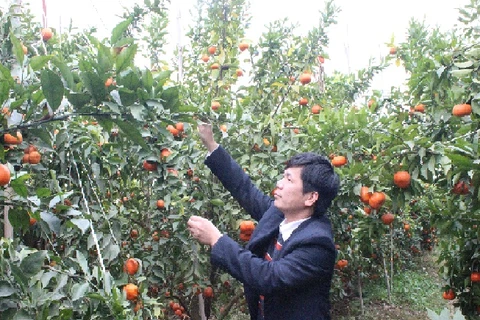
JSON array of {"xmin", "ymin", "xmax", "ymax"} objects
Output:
[{"xmin": 305, "ymin": 191, "xmax": 319, "ymax": 207}]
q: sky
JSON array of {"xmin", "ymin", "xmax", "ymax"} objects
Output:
[{"xmin": 12, "ymin": 0, "xmax": 468, "ymax": 93}]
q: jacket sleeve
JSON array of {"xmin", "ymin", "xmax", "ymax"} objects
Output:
[
  {"xmin": 205, "ymin": 145, "xmax": 273, "ymax": 221},
  {"xmin": 210, "ymin": 234, "xmax": 335, "ymax": 295}
]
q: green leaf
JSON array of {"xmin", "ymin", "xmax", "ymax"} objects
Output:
[
  {"xmin": 130, "ymin": 104, "xmax": 145, "ymax": 121},
  {"xmin": 10, "ymin": 264, "xmax": 28, "ymax": 288},
  {"xmin": 142, "ymin": 69, "xmax": 153, "ymax": 93},
  {"xmin": 41, "ymin": 69, "xmax": 64, "ymax": 111},
  {"xmin": 71, "ymin": 282, "xmax": 90, "ymax": 301},
  {"xmin": 112, "ymin": 118, "xmax": 149, "ymax": 150},
  {"xmin": 52, "ymin": 57, "xmax": 75, "ymax": 90},
  {"xmin": 29, "ymin": 55, "xmax": 53, "ymax": 71},
  {"xmin": 0, "ymin": 281, "xmax": 17, "ymax": 297},
  {"xmin": 161, "ymin": 86, "xmax": 180, "ymax": 111},
  {"xmin": 97, "ymin": 43, "xmax": 115, "ymax": 76},
  {"xmin": 450, "ymin": 69, "xmax": 472, "ymax": 78},
  {"xmin": 40, "ymin": 211, "xmax": 61, "ymax": 234},
  {"xmin": 111, "ymin": 18, "xmax": 133, "ymax": 44},
  {"xmin": 0, "ymin": 64, "xmax": 13, "ymax": 105},
  {"xmin": 9, "ymin": 32, "xmax": 24, "ymax": 66},
  {"xmin": 20, "ymin": 251, "xmax": 48, "ymax": 278},
  {"xmin": 210, "ymin": 199, "xmax": 225, "ymax": 206},
  {"xmin": 10, "ymin": 174, "xmax": 30, "ymax": 198},
  {"xmin": 86, "ymin": 292, "xmax": 106, "ymax": 301},
  {"xmin": 80, "ymin": 71, "xmax": 106, "ymax": 104},
  {"xmin": 36, "ymin": 187, "xmax": 51, "ymax": 198},
  {"xmin": 67, "ymin": 92, "xmax": 92, "ymax": 109},
  {"xmin": 453, "ymin": 61, "xmax": 473, "ymax": 68},
  {"xmin": 118, "ymin": 88, "xmax": 136, "ymax": 106},
  {"xmin": 104, "ymin": 101, "xmax": 121, "ymax": 114},
  {"xmin": 70, "ymin": 218, "xmax": 90, "ymax": 234},
  {"xmin": 7, "ymin": 208, "xmax": 29, "ymax": 230},
  {"xmin": 118, "ymin": 69, "xmax": 141, "ymax": 91},
  {"xmin": 103, "ymin": 243, "xmax": 120, "ymax": 262},
  {"xmin": 75, "ymin": 250, "xmax": 90, "ymax": 278},
  {"xmin": 116, "ymin": 44, "xmax": 138, "ymax": 73}
]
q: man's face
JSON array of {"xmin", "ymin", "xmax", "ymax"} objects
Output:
[{"xmin": 273, "ymin": 167, "xmax": 312, "ymax": 215}]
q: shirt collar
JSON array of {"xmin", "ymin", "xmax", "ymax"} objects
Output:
[{"xmin": 279, "ymin": 217, "xmax": 310, "ymax": 241}]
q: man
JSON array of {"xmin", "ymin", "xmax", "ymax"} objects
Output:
[{"xmin": 187, "ymin": 123, "xmax": 340, "ymax": 320}]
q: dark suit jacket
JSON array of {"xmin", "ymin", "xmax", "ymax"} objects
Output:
[{"xmin": 206, "ymin": 146, "xmax": 336, "ymax": 320}]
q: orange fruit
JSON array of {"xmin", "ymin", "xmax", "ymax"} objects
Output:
[
  {"xmin": 299, "ymin": 98, "xmax": 308, "ymax": 106},
  {"xmin": 3, "ymin": 131, "xmax": 22, "ymax": 144},
  {"xmin": 156, "ymin": 199, "xmax": 165, "ymax": 209},
  {"xmin": 123, "ymin": 283, "xmax": 139, "ymax": 301},
  {"xmin": 393, "ymin": 171, "xmax": 411, "ymax": 189},
  {"xmin": 133, "ymin": 301, "xmax": 143, "ymax": 313},
  {"xmin": 239, "ymin": 233, "xmax": 251, "ymax": 241},
  {"xmin": 41, "ymin": 27, "xmax": 53, "ymax": 41},
  {"xmin": 21, "ymin": 154, "xmax": 29, "ymax": 164},
  {"xmin": 389, "ymin": 47, "xmax": 397, "ymax": 55},
  {"xmin": 220, "ymin": 124, "xmax": 227, "ymax": 132},
  {"xmin": 130, "ymin": 229, "xmax": 139, "ymax": 238},
  {"xmin": 368, "ymin": 192, "xmax": 386, "ymax": 209},
  {"xmin": 160, "ymin": 148, "xmax": 171, "ymax": 160},
  {"xmin": 452, "ymin": 103, "xmax": 472, "ymax": 117},
  {"xmin": 208, "ymin": 46, "xmax": 217, "ymax": 55},
  {"xmin": 211, "ymin": 63, "xmax": 220, "ymax": 70},
  {"xmin": 364, "ymin": 206, "xmax": 372, "ymax": 215},
  {"xmin": 203, "ymin": 286, "xmax": 214, "ymax": 298},
  {"xmin": 211, "ymin": 101, "xmax": 221, "ymax": 111},
  {"xmin": 299, "ymin": 72, "xmax": 312, "ymax": 85},
  {"xmin": 143, "ymin": 160, "xmax": 157, "ymax": 171},
  {"xmin": 239, "ymin": 220, "xmax": 255, "ymax": 234},
  {"xmin": 442, "ymin": 289, "xmax": 455, "ymax": 300},
  {"xmin": 414, "ymin": 104, "xmax": 425, "ymax": 113},
  {"xmin": 105, "ymin": 77, "xmax": 113, "ymax": 87},
  {"xmin": 381, "ymin": 213, "xmax": 395, "ymax": 225},
  {"xmin": 359, "ymin": 186, "xmax": 372, "ymax": 204},
  {"xmin": 236, "ymin": 69, "xmax": 243, "ymax": 77},
  {"xmin": 28, "ymin": 151, "xmax": 41, "ymax": 164},
  {"xmin": 124, "ymin": 258, "xmax": 140, "ymax": 275},
  {"xmin": 0, "ymin": 164, "xmax": 11, "ymax": 186},
  {"xmin": 201, "ymin": 54, "xmax": 209, "ymax": 62},
  {"xmin": 318, "ymin": 55, "xmax": 325, "ymax": 64},
  {"xmin": 24, "ymin": 145, "xmax": 37, "ymax": 154},
  {"xmin": 22, "ymin": 44, "xmax": 28, "ymax": 54},
  {"xmin": 238, "ymin": 42, "xmax": 249, "ymax": 52},
  {"xmin": 175, "ymin": 122, "xmax": 184, "ymax": 132},
  {"xmin": 336, "ymin": 259, "xmax": 348, "ymax": 269},
  {"xmin": 331, "ymin": 156, "xmax": 347, "ymax": 167},
  {"xmin": 311, "ymin": 104, "xmax": 322, "ymax": 114}
]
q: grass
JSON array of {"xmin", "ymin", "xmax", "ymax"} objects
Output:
[{"xmin": 332, "ymin": 251, "xmax": 448, "ymax": 319}]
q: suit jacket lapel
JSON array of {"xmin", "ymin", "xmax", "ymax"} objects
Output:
[{"xmin": 246, "ymin": 207, "xmax": 284, "ymax": 255}]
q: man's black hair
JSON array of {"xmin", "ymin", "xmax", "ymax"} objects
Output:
[{"xmin": 285, "ymin": 152, "xmax": 340, "ymax": 216}]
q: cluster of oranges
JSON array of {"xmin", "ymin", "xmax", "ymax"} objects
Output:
[
  {"xmin": 123, "ymin": 258, "xmax": 144, "ymax": 312},
  {"xmin": 22, "ymin": 144, "xmax": 41, "ymax": 165},
  {"xmin": 335, "ymin": 259, "xmax": 348, "ymax": 270},
  {"xmin": 168, "ymin": 300, "xmax": 186, "ymax": 318},
  {"xmin": 166, "ymin": 122, "xmax": 185, "ymax": 137},
  {"xmin": 452, "ymin": 180, "xmax": 470, "ymax": 195},
  {"xmin": 239, "ymin": 220, "xmax": 255, "ymax": 242}
]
